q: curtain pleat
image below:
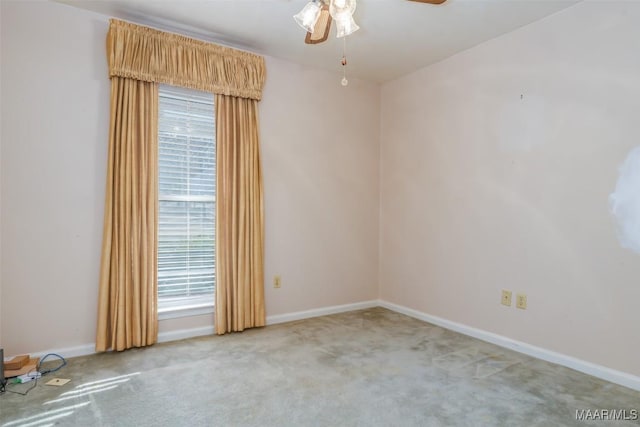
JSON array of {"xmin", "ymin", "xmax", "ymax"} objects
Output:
[
  {"xmin": 215, "ymin": 95, "xmax": 265, "ymax": 334},
  {"xmin": 96, "ymin": 77, "xmax": 159, "ymax": 352},
  {"xmin": 97, "ymin": 19, "xmax": 266, "ymax": 346},
  {"xmin": 107, "ymin": 19, "xmax": 266, "ymax": 100}
]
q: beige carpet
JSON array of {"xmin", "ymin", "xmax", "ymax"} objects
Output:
[{"xmin": 1, "ymin": 308, "xmax": 638, "ymax": 426}]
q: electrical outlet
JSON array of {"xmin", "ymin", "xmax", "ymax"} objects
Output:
[
  {"xmin": 274, "ymin": 275, "xmax": 281, "ymax": 289},
  {"xmin": 516, "ymin": 293, "xmax": 527, "ymax": 309},
  {"xmin": 501, "ymin": 290, "xmax": 512, "ymax": 307}
]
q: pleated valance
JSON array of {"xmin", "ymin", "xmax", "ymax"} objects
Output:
[{"xmin": 106, "ymin": 19, "xmax": 266, "ymax": 101}]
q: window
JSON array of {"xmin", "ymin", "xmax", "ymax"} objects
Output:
[{"xmin": 158, "ymin": 85, "xmax": 215, "ymax": 314}]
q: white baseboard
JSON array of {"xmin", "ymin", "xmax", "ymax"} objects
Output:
[
  {"xmin": 266, "ymin": 300, "xmax": 379, "ymax": 325},
  {"xmin": 8, "ymin": 299, "xmax": 639, "ymax": 392},
  {"xmin": 6, "ymin": 327, "xmax": 217, "ymax": 362},
  {"xmin": 378, "ymin": 299, "xmax": 640, "ymax": 392},
  {"xmin": 28, "ymin": 343, "xmax": 96, "ymax": 360},
  {"xmin": 7, "ymin": 302, "xmax": 377, "ymax": 361},
  {"xmin": 157, "ymin": 325, "xmax": 215, "ymax": 343}
]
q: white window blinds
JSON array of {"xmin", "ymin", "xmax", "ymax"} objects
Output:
[{"xmin": 158, "ymin": 85, "xmax": 215, "ymax": 306}]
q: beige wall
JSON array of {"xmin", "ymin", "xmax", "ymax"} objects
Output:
[
  {"xmin": 261, "ymin": 57, "xmax": 380, "ymax": 316},
  {"xmin": 1, "ymin": 0, "xmax": 109, "ymax": 356},
  {"xmin": 380, "ymin": 1, "xmax": 640, "ymax": 376},
  {"xmin": 0, "ymin": 0, "xmax": 380, "ymax": 355},
  {"xmin": 0, "ymin": 0, "xmax": 3, "ymax": 350}
]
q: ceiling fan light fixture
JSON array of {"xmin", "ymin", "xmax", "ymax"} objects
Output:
[
  {"xmin": 294, "ymin": 0, "xmax": 323, "ymax": 33},
  {"xmin": 305, "ymin": 5, "xmax": 332, "ymax": 44},
  {"xmin": 335, "ymin": 12, "xmax": 359, "ymax": 38},
  {"xmin": 294, "ymin": 0, "xmax": 449, "ymax": 86},
  {"xmin": 329, "ymin": 0, "xmax": 356, "ymax": 19}
]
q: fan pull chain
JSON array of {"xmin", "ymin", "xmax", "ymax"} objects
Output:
[{"xmin": 341, "ymin": 37, "xmax": 348, "ymax": 86}]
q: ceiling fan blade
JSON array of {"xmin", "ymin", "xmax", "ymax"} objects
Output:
[
  {"xmin": 305, "ymin": 5, "xmax": 332, "ymax": 44},
  {"xmin": 407, "ymin": 0, "xmax": 447, "ymax": 4}
]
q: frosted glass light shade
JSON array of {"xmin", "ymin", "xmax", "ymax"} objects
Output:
[
  {"xmin": 335, "ymin": 13, "xmax": 359, "ymax": 38},
  {"xmin": 329, "ymin": 0, "xmax": 356, "ymax": 19},
  {"xmin": 294, "ymin": 1, "xmax": 322, "ymax": 33}
]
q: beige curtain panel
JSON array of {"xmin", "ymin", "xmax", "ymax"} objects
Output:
[
  {"xmin": 107, "ymin": 19, "xmax": 266, "ymax": 100},
  {"xmin": 96, "ymin": 77, "xmax": 159, "ymax": 352},
  {"xmin": 98, "ymin": 19, "xmax": 267, "ymax": 346},
  {"xmin": 96, "ymin": 19, "xmax": 265, "ymax": 351},
  {"xmin": 216, "ymin": 94, "xmax": 266, "ymax": 334}
]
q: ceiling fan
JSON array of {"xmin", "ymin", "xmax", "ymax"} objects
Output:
[{"xmin": 295, "ymin": 0, "xmax": 447, "ymax": 45}]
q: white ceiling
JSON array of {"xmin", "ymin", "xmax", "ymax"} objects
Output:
[{"xmin": 58, "ymin": 0, "xmax": 580, "ymax": 83}]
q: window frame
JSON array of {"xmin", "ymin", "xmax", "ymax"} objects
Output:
[{"xmin": 157, "ymin": 84, "xmax": 216, "ymax": 318}]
